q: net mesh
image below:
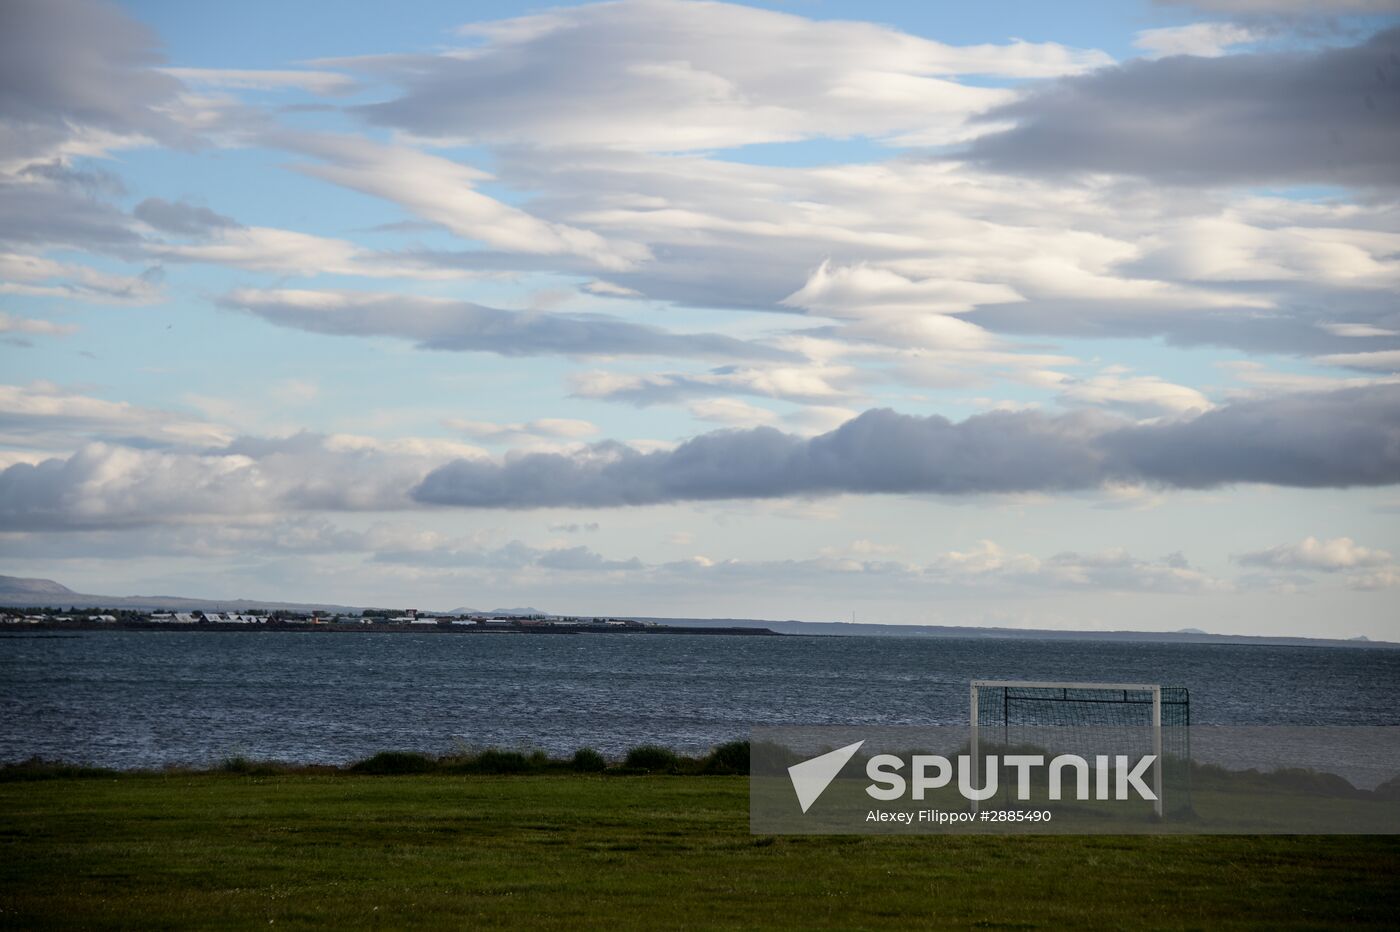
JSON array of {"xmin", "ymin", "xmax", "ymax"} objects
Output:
[{"xmin": 974, "ymin": 684, "xmax": 1192, "ymax": 818}]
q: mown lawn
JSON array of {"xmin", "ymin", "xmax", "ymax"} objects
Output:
[{"xmin": 1, "ymin": 774, "xmax": 1397, "ymax": 929}]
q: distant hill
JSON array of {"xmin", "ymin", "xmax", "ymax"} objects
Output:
[
  {"xmin": 0, "ymin": 574, "xmax": 543, "ymax": 617},
  {"xmin": 0, "ymin": 575, "xmax": 76, "ymax": 597},
  {"xmin": 0, "ymin": 575, "xmax": 363, "ymax": 614}
]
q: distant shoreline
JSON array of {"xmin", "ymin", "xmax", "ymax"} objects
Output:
[{"xmin": 1, "ymin": 620, "xmax": 782, "ymax": 637}]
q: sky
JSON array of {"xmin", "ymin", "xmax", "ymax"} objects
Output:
[{"xmin": 1, "ymin": 0, "xmax": 1399, "ymax": 637}]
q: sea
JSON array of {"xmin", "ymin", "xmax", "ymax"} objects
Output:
[{"xmin": 2, "ymin": 631, "xmax": 1398, "ymax": 769}]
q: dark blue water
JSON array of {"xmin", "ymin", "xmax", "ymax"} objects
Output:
[{"xmin": 2, "ymin": 631, "xmax": 1397, "ymax": 768}]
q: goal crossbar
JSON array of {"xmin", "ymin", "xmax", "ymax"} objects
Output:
[{"xmin": 972, "ymin": 680, "xmax": 1161, "ymax": 691}]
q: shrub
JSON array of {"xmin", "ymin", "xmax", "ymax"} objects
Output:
[
  {"xmin": 220, "ymin": 756, "xmax": 285, "ymax": 776},
  {"xmin": 571, "ymin": 748, "xmax": 607, "ymax": 772},
  {"xmin": 623, "ymin": 745, "xmax": 679, "ymax": 773},
  {"xmin": 472, "ymin": 749, "xmax": 533, "ymax": 774},
  {"xmin": 702, "ymin": 740, "xmax": 749, "ymax": 774},
  {"xmin": 349, "ymin": 751, "xmax": 436, "ymax": 775}
]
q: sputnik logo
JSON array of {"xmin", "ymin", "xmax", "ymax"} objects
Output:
[{"xmin": 787, "ymin": 740, "xmax": 865, "ymax": 813}]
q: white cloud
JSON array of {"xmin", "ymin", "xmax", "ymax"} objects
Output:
[
  {"xmin": 582, "ymin": 279, "xmax": 642, "ymax": 297},
  {"xmin": 0, "ymin": 252, "xmax": 162, "ymax": 304},
  {"xmin": 159, "ymin": 68, "xmax": 356, "ymax": 96},
  {"xmin": 1133, "ymin": 23, "xmax": 1261, "ymax": 59},
  {"xmin": 686, "ymin": 398, "xmax": 780, "ymax": 427},
  {"xmin": 1316, "ymin": 350, "xmax": 1400, "ymax": 372},
  {"xmin": 0, "ymin": 312, "xmax": 75, "ymax": 336},
  {"xmin": 0, "ymin": 433, "xmax": 482, "ymax": 531},
  {"xmin": 332, "ymin": 0, "xmax": 1110, "ymax": 152},
  {"xmin": 1348, "ymin": 568, "xmax": 1400, "ymax": 590},
  {"xmin": 444, "ymin": 417, "xmax": 600, "ymax": 446},
  {"xmin": 1057, "ymin": 371, "xmax": 1214, "ymax": 418},
  {"xmin": 642, "ymin": 540, "xmax": 1227, "ymax": 594},
  {"xmin": 276, "ymin": 133, "xmax": 650, "ymax": 271},
  {"xmin": 1140, "ymin": 219, "xmax": 1400, "ymax": 287},
  {"xmin": 1236, "ymin": 536, "xmax": 1393, "ymax": 570},
  {"xmin": 782, "ymin": 261, "xmax": 1023, "ymax": 317},
  {"xmin": 1221, "ymin": 360, "xmax": 1400, "ymax": 397},
  {"xmin": 0, "ymin": 382, "xmax": 233, "ymax": 450},
  {"xmin": 157, "ymin": 226, "xmax": 468, "ymax": 280},
  {"xmin": 570, "ymin": 364, "xmax": 860, "ymax": 406},
  {"xmin": 1319, "ymin": 322, "xmax": 1400, "ymax": 338}
]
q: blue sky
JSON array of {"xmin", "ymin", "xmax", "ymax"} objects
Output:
[{"xmin": 2, "ymin": 0, "xmax": 1399, "ymax": 636}]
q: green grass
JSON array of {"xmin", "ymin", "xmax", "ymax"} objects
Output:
[{"xmin": 1, "ymin": 774, "xmax": 1397, "ymax": 930}]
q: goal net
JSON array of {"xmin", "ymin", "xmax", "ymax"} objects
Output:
[{"xmin": 970, "ymin": 680, "xmax": 1191, "ymax": 819}]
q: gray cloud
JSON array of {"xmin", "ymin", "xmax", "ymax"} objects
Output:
[
  {"xmin": 966, "ymin": 27, "xmax": 1400, "ymax": 187},
  {"xmin": 548, "ymin": 522, "xmax": 600, "ymax": 533},
  {"xmin": 133, "ymin": 198, "xmax": 239, "ymax": 236},
  {"xmin": 1103, "ymin": 385, "xmax": 1400, "ymax": 487},
  {"xmin": 19, "ymin": 160, "xmax": 126, "ymax": 197},
  {"xmin": 1156, "ymin": 1, "xmax": 1400, "ymax": 12},
  {"xmin": 414, "ymin": 384, "xmax": 1400, "ymax": 508},
  {"xmin": 0, "ymin": 0, "xmax": 186, "ymax": 162},
  {"xmin": 0, "ymin": 177, "xmax": 144, "ymax": 255},
  {"xmin": 220, "ymin": 288, "xmax": 791, "ymax": 361}
]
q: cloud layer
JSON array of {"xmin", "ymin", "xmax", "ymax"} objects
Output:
[
  {"xmin": 221, "ymin": 288, "xmax": 790, "ymax": 361},
  {"xmin": 7, "ymin": 386, "xmax": 1397, "ymax": 529},
  {"xmin": 413, "ymin": 385, "xmax": 1400, "ymax": 509}
]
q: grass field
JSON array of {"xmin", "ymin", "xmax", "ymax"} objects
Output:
[{"xmin": 2, "ymin": 773, "xmax": 1398, "ymax": 930}]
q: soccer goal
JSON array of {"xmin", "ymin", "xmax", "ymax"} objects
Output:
[{"xmin": 969, "ymin": 680, "xmax": 1191, "ymax": 818}]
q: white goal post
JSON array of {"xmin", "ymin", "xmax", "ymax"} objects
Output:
[{"xmin": 970, "ymin": 680, "xmax": 1165, "ymax": 817}]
